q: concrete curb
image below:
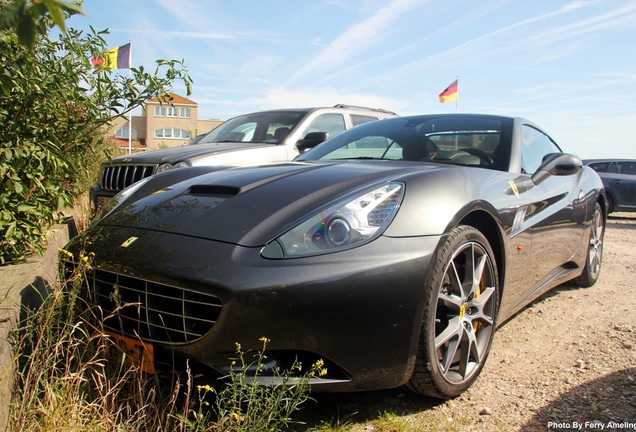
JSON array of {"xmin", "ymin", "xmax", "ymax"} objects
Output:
[{"xmin": 0, "ymin": 221, "xmax": 74, "ymax": 432}]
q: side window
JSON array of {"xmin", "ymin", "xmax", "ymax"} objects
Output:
[
  {"xmin": 588, "ymin": 162, "xmax": 608, "ymax": 172},
  {"xmin": 520, "ymin": 125, "xmax": 561, "ymax": 174},
  {"xmin": 618, "ymin": 161, "xmax": 636, "ymax": 175},
  {"xmin": 606, "ymin": 162, "xmax": 619, "ymax": 174},
  {"xmin": 351, "ymin": 114, "xmax": 378, "ymax": 126},
  {"xmin": 303, "ymin": 114, "xmax": 346, "ymax": 139}
]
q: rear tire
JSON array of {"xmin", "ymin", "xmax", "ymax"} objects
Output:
[
  {"xmin": 573, "ymin": 202, "xmax": 604, "ymax": 288},
  {"xmin": 406, "ymin": 225, "xmax": 499, "ymax": 399}
]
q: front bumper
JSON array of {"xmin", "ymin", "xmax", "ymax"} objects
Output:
[
  {"xmin": 64, "ymin": 225, "xmax": 441, "ymax": 392},
  {"xmin": 89, "ymin": 185, "xmax": 118, "ymax": 211}
]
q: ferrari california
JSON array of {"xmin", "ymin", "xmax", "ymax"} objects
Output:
[{"xmin": 62, "ymin": 114, "xmax": 606, "ymax": 399}]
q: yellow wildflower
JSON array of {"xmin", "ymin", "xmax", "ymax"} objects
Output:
[
  {"xmin": 58, "ymin": 248, "xmax": 73, "ymax": 259},
  {"xmin": 197, "ymin": 384, "xmax": 215, "ymax": 393}
]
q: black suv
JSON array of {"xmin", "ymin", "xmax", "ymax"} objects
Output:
[
  {"xmin": 583, "ymin": 159, "xmax": 636, "ymax": 213},
  {"xmin": 90, "ymin": 105, "xmax": 397, "ymax": 210}
]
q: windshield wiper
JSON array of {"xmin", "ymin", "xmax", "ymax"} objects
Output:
[{"xmin": 332, "ymin": 156, "xmax": 385, "ymax": 160}]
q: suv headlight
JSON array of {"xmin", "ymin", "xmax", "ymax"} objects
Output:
[
  {"xmin": 262, "ymin": 182, "xmax": 403, "ymax": 259},
  {"xmin": 156, "ymin": 161, "xmax": 191, "ymax": 173}
]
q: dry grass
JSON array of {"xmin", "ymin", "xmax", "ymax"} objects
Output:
[{"xmin": 9, "ymin": 248, "xmax": 317, "ymax": 431}]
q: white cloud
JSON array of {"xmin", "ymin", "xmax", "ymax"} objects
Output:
[{"xmin": 287, "ymin": 0, "xmax": 430, "ymax": 83}]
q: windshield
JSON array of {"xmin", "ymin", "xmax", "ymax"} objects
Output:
[
  {"xmin": 199, "ymin": 110, "xmax": 309, "ymax": 145},
  {"xmin": 297, "ymin": 115, "xmax": 511, "ymax": 171}
]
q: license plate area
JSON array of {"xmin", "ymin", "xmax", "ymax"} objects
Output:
[
  {"xmin": 97, "ymin": 195, "xmax": 111, "ymax": 209},
  {"xmin": 106, "ymin": 331, "xmax": 155, "ymax": 374}
]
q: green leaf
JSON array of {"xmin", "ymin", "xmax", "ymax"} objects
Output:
[{"xmin": 17, "ymin": 204, "xmax": 36, "ymax": 212}]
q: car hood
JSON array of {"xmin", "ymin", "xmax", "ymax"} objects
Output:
[
  {"xmin": 99, "ymin": 161, "xmax": 443, "ymax": 247},
  {"xmin": 109, "ymin": 142, "xmax": 273, "ymax": 165}
]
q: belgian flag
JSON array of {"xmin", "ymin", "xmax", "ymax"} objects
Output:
[{"xmin": 91, "ymin": 43, "xmax": 131, "ymax": 70}]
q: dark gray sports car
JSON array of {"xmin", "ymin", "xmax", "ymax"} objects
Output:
[{"xmin": 63, "ymin": 114, "xmax": 606, "ymax": 399}]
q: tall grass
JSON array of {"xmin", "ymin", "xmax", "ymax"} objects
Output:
[{"xmin": 9, "ymin": 251, "xmax": 320, "ymax": 431}]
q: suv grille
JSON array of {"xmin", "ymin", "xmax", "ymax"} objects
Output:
[
  {"xmin": 74, "ymin": 266, "xmax": 222, "ymax": 344},
  {"xmin": 101, "ymin": 165, "xmax": 156, "ymax": 192}
]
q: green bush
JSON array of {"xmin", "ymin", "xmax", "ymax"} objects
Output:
[{"xmin": 0, "ymin": 2, "xmax": 192, "ymax": 263}]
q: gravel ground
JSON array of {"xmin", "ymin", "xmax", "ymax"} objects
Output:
[{"xmin": 292, "ymin": 213, "xmax": 636, "ymax": 432}]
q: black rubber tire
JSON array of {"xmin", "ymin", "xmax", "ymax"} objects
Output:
[
  {"xmin": 573, "ymin": 202, "xmax": 604, "ymax": 288},
  {"xmin": 406, "ymin": 225, "xmax": 499, "ymax": 399},
  {"xmin": 607, "ymin": 195, "xmax": 614, "ymax": 214}
]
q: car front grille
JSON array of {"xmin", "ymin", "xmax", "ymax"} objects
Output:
[
  {"xmin": 74, "ymin": 266, "xmax": 222, "ymax": 344},
  {"xmin": 100, "ymin": 164, "xmax": 156, "ymax": 192}
]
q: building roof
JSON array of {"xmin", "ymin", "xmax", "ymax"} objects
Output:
[{"xmin": 147, "ymin": 92, "xmax": 197, "ymax": 106}]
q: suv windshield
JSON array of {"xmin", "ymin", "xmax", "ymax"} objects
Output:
[{"xmin": 200, "ymin": 111, "xmax": 309, "ymax": 145}]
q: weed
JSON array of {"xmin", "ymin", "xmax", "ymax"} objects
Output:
[{"xmin": 8, "ymin": 252, "xmax": 319, "ymax": 431}]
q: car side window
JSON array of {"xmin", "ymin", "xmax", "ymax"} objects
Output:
[
  {"xmin": 351, "ymin": 114, "xmax": 379, "ymax": 126},
  {"xmin": 618, "ymin": 161, "xmax": 636, "ymax": 175},
  {"xmin": 589, "ymin": 162, "xmax": 608, "ymax": 173},
  {"xmin": 303, "ymin": 113, "xmax": 346, "ymax": 139},
  {"xmin": 520, "ymin": 125, "xmax": 561, "ymax": 174},
  {"xmin": 606, "ymin": 162, "xmax": 619, "ymax": 174}
]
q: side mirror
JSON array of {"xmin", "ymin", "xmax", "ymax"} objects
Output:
[
  {"xmin": 531, "ymin": 153, "xmax": 582, "ymax": 185},
  {"xmin": 505, "ymin": 153, "xmax": 582, "ymax": 196},
  {"xmin": 296, "ymin": 132, "xmax": 329, "ymax": 152}
]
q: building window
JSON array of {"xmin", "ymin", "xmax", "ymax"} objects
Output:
[
  {"xmin": 167, "ymin": 107, "xmax": 178, "ymax": 117},
  {"xmin": 154, "ymin": 106, "xmax": 165, "ymax": 117},
  {"xmin": 180, "ymin": 107, "xmax": 191, "ymax": 118},
  {"xmin": 114, "ymin": 127, "xmax": 137, "ymax": 139},
  {"xmin": 154, "ymin": 128, "xmax": 191, "ymax": 139}
]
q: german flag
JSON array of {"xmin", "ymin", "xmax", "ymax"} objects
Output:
[
  {"xmin": 91, "ymin": 43, "xmax": 131, "ymax": 70},
  {"xmin": 439, "ymin": 79, "xmax": 458, "ymax": 103}
]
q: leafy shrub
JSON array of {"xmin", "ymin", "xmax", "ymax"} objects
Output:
[{"xmin": 0, "ymin": 4, "xmax": 192, "ymax": 263}]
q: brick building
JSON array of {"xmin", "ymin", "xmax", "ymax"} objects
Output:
[{"xmin": 108, "ymin": 93, "xmax": 223, "ymax": 151}]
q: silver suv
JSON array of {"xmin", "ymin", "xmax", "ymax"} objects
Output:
[{"xmin": 90, "ymin": 104, "xmax": 397, "ymax": 210}]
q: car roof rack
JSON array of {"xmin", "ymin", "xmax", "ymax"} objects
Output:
[{"xmin": 333, "ymin": 104, "xmax": 397, "ymax": 115}]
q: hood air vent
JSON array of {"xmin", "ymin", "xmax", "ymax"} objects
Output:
[{"xmin": 188, "ymin": 185, "xmax": 240, "ymax": 198}]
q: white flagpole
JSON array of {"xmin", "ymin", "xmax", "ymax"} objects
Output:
[
  {"xmin": 455, "ymin": 76, "xmax": 459, "ymax": 113},
  {"xmin": 128, "ymin": 41, "xmax": 132, "ymax": 154}
]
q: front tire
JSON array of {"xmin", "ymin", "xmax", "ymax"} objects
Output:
[
  {"xmin": 406, "ymin": 225, "xmax": 499, "ymax": 399},
  {"xmin": 573, "ymin": 202, "xmax": 604, "ymax": 287}
]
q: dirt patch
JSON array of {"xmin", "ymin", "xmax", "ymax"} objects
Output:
[{"xmin": 293, "ymin": 213, "xmax": 636, "ymax": 431}]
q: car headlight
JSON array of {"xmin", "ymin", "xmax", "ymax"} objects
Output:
[
  {"xmin": 156, "ymin": 161, "xmax": 191, "ymax": 173},
  {"xmin": 156, "ymin": 163, "xmax": 172, "ymax": 173},
  {"xmin": 262, "ymin": 182, "xmax": 404, "ymax": 259}
]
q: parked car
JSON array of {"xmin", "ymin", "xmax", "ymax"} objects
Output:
[
  {"xmin": 89, "ymin": 105, "xmax": 397, "ymax": 210},
  {"xmin": 583, "ymin": 159, "xmax": 636, "ymax": 213},
  {"xmin": 64, "ymin": 114, "xmax": 605, "ymax": 399}
]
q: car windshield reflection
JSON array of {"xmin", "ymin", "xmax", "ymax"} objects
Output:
[{"xmin": 299, "ymin": 115, "xmax": 509, "ymax": 170}]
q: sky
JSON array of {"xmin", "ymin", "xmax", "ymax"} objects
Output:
[{"xmin": 66, "ymin": 0, "xmax": 636, "ymax": 159}]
